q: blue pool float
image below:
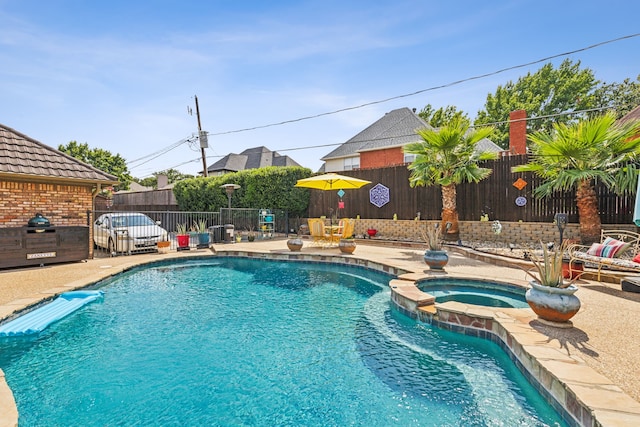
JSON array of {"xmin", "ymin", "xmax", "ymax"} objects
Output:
[{"xmin": 0, "ymin": 290, "xmax": 104, "ymax": 337}]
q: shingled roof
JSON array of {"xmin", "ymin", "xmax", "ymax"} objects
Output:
[
  {"xmin": 0, "ymin": 123, "xmax": 119, "ymax": 184},
  {"xmin": 322, "ymin": 107, "xmax": 430, "ymax": 160},
  {"xmin": 619, "ymin": 105, "xmax": 640, "ymax": 124},
  {"xmin": 322, "ymin": 107, "xmax": 503, "ymax": 160},
  {"xmin": 207, "ymin": 146, "xmax": 301, "ymax": 174}
]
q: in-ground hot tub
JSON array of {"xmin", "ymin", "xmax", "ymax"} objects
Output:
[{"xmin": 417, "ymin": 277, "xmax": 529, "ymax": 309}]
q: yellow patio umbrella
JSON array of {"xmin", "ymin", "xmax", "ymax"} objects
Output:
[
  {"xmin": 294, "ymin": 173, "xmax": 371, "ymax": 191},
  {"xmin": 295, "ymin": 173, "xmax": 371, "ymax": 224}
]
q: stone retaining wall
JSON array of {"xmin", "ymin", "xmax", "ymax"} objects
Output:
[{"xmin": 348, "ymin": 218, "xmax": 638, "ymax": 246}]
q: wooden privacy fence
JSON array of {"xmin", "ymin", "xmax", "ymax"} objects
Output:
[{"xmin": 308, "ymin": 155, "xmax": 637, "ymax": 224}]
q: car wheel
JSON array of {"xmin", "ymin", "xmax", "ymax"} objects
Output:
[{"xmin": 108, "ymin": 239, "xmax": 116, "ymax": 257}]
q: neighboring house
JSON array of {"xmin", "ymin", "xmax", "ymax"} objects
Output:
[
  {"xmin": 620, "ymin": 104, "xmax": 640, "ymax": 124},
  {"xmin": 206, "ymin": 146, "xmax": 302, "ymax": 176},
  {"xmin": 620, "ymin": 105, "xmax": 640, "ymax": 139},
  {"xmin": 0, "ymin": 123, "xmax": 119, "ymax": 261},
  {"xmin": 321, "ymin": 107, "xmax": 505, "ymax": 172}
]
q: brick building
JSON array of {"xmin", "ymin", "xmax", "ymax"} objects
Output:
[
  {"xmin": 0, "ymin": 123, "xmax": 118, "ymax": 260},
  {"xmin": 321, "ymin": 107, "xmax": 504, "ymax": 172}
]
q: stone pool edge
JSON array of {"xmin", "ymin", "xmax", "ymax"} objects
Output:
[{"xmin": 390, "ymin": 275, "xmax": 640, "ymax": 427}]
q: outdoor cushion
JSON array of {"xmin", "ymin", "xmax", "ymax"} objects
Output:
[
  {"xmin": 602, "ymin": 237, "xmax": 632, "ymax": 257},
  {"xmin": 633, "ymin": 253, "xmax": 640, "ymax": 264},
  {"xmin": 573, "ymin": 251, "xmax": 640, "ymax": 271},
  {"xmin": 587, "ymin": 238, "xmax": 628, "ymax": 258}
]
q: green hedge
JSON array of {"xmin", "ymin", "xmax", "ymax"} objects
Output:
[{"xmin": 173, "ymin": 166, "xmax": 312, "ymax": 216}]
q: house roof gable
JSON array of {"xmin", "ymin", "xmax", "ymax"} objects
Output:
[
  {"xmin": 322, "ymin": 107, "xmax": 430, "ymax": 160},
  {"xmin": 0, "ymin": 123, "xmax": 119, "ymax": 184},
  {"xmin": 207, "ymin": 146, "xmax": 301, "ymax": 173}
]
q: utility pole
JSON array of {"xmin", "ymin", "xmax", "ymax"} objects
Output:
[{"xmin": 194, "ymin": 95, "xmax": 208, "ymax": 177}]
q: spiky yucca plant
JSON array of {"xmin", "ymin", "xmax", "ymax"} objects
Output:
[
  {"xmin": 176, "ymin": 223, "xmax": 188, "ymax": 235},
  {"xmin": 421, "ymin": 223, "xmax": 443, "ymax": 251},
  {"xmin": 193, "ymin": 219, "xmax": 207, "ymax": 233},
  {"xmin": 523, "ymin": 242, "xmax": 573, "ymax": 288}
]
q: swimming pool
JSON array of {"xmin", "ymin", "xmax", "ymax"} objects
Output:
[
  {"xmin": 418, "ymin": 277, "xmax": 529, "ymax": 308},
  {"xmin": 0, "ymin": 257, "xmax": 564, "ymax": 426}
]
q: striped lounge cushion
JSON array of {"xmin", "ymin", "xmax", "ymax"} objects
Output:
[{"xmin": 586, "ymin": 237, "xmax": 629, "ymax": 258}]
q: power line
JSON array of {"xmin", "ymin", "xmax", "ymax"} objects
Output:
[
  {"xmin": 128, "ymin": 136, "xmax": 196, "ymax": 169},
  {"xmin": 273, "ymin": 105, "xmax": 629, "ymax": 154},
  {"xmin": 130, "ymin": 33, "xmax": 640, "ymax": 173},
  {"xmin": 207, "ymin": 33, "xmax": 640, "ymax": 137}
]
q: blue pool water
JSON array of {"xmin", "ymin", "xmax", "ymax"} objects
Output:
[
  {"xmin": 418, "ymin": 277, "xmax": 529, "ymax": 308},
  {"xmin": 0, "ymin": 258, "xmax": 564, "ymax": 426}
]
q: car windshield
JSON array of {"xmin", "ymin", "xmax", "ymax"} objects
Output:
[{"xmin": 112, "ymin": 215, "xmax": 155, "ymax": 228}]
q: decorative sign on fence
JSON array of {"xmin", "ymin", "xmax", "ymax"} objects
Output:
[
  {"xmin": 369, "ymin": 183, "xmax": 390, "ymax": 208},
  {"xmin": 515, "ymin": 196, "xmax": 527, "ymax": 207},
  {"xmin": 513, "ymin": 178, "xmax": 527, "ymax": 190}
]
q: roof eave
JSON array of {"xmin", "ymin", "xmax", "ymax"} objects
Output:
[{"xmin": 0, "ymin": 172, "xmax": 120, "ymax": 186}]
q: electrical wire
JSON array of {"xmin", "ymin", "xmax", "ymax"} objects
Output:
[
  {"xmin": 207, "ymin": 33, "xmax": 640, "ymax": 137},
  {"xmin": 130, "ymin": 33, "xmax": 640, "ymax": 173}
]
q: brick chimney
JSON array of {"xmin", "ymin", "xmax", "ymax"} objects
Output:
[{"xmin": 509, "ymin": 110, "xmax": 527, "ymax": 155}]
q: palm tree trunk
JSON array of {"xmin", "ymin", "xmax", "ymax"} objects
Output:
[
  {"xmin": 441, "ymin": 184, "xmax": 459, "ymax": 240},
  {"xmin": 576, "ymin": 179, "xmax": 601, "ymax": 244}
]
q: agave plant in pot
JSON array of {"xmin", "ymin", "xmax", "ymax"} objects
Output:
[
  {"xmin": 193, "ymin": 219, "xmax": 210, "ymax": 248},
  {"xmin": 523, "ymin": 242, "xmax": 580, "ymax": 325},
  {"xmin": 422, "ymin": 223, "xmax": 448, "ymax": 270},
  {"xmin": 176, "ymin": 223, "xmax": 190, "ymax": 250}
]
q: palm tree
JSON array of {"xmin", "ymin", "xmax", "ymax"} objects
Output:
[
  {"xmin": 404, "ymin": 117, "xmax": 498, "ymax": 239},
  {"xmin": 512, "ymin": 113, "xmax": 640, "ymax": 244}
]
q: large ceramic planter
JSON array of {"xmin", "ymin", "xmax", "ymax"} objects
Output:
[
  {"xmin": 525, "ymin": 281, "xmax": 581, "ymax": 323},
  {"xmin": 424, "ymin": 250, "xmax": 448, "ymax": 270},
  {"xmin": 339, "ymin": 239, "xmax": 356, "ymax": 254},
  {"xmin": 287, "ymin": 237, "xmax": 303, "ymax": 252},
  {"xmin": 176, "ymin": 234, "xmax": 190, "ymax": 249},
  {"xmin": 197, "ymin": 232, "xmax": 210, "ymax": 248}
]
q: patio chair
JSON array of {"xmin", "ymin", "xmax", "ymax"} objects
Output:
[
  {"xmin": 329, "ymin": 218, "xmax": 354, "ymax": 243},
  {"xmin": 308, "ymin": 218, "xmax": 331, "ymax": 246}
]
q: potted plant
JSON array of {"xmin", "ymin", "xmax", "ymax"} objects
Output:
[
  {"xmin": 422, "ymin": 223, "xmax": 448, "ymax": 269},
  {"xmin": 176, "ymin": 223, "xmax": 190, "ymax": 250},
  {"xmin": 287, "ymin": 230, "xmax": 303, "ymax": 252},
  {"xmin": 337, "ymin": 235, "xmax": 356, "ymax": 254},
  {"xmin": 193, "ymin": 219, "xmax": 210, "ymax": 248},
  {"xmin": 522, "ymin": 242, "xmax": 581, "ymax": 324},
  {"xmin": 157, "ymin": 239, "xmax": 171, "ymax": 254},
  {"xmin": 247, "ymin": 226, "xmax": 256, "ymax": 242}
]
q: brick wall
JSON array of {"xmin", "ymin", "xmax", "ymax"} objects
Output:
[
  {"xmin": 0, "ymin": 179, "xmax": 93, "ymax": 227},
  {"xmin": 359, "ymin": 147, "xmax": 405, "ymax": 169}
]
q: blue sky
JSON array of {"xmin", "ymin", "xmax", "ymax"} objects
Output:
[{"xmin": 1, "ymin": 1, "xmax": 639, "ymax": 177}]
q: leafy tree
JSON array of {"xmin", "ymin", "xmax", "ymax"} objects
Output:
[
  {"xmin": 173, "ymin": 166, "xmax": 312, "ymax": 216},
  {"xmin": 404, "ymin": 117, "xmax": 498, "ymax": 239},
  {"xmin": 59, "ymin": 141, "xmax": 133, "ymax": 190},
  {"xmin": 592, "ymin": 75, "xmax": 640, "ymax": 119},
  {"xmin": 474, "ymin": 59, "xmax": 599, "ymax": 148},
  {"xmin": 136, "ymin": 176, "xmax": 157, "ymax": 188},
  {"xmin": 418, "ymin": 104, "xmax": 470, "ymax": 128},
  {"xmin": 512, "ymin": 113, "xmax": 640, "ymax": 243},
  {"xmin": 134, "ymin": 169, "xmax": 194, "ymax": 189}
]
